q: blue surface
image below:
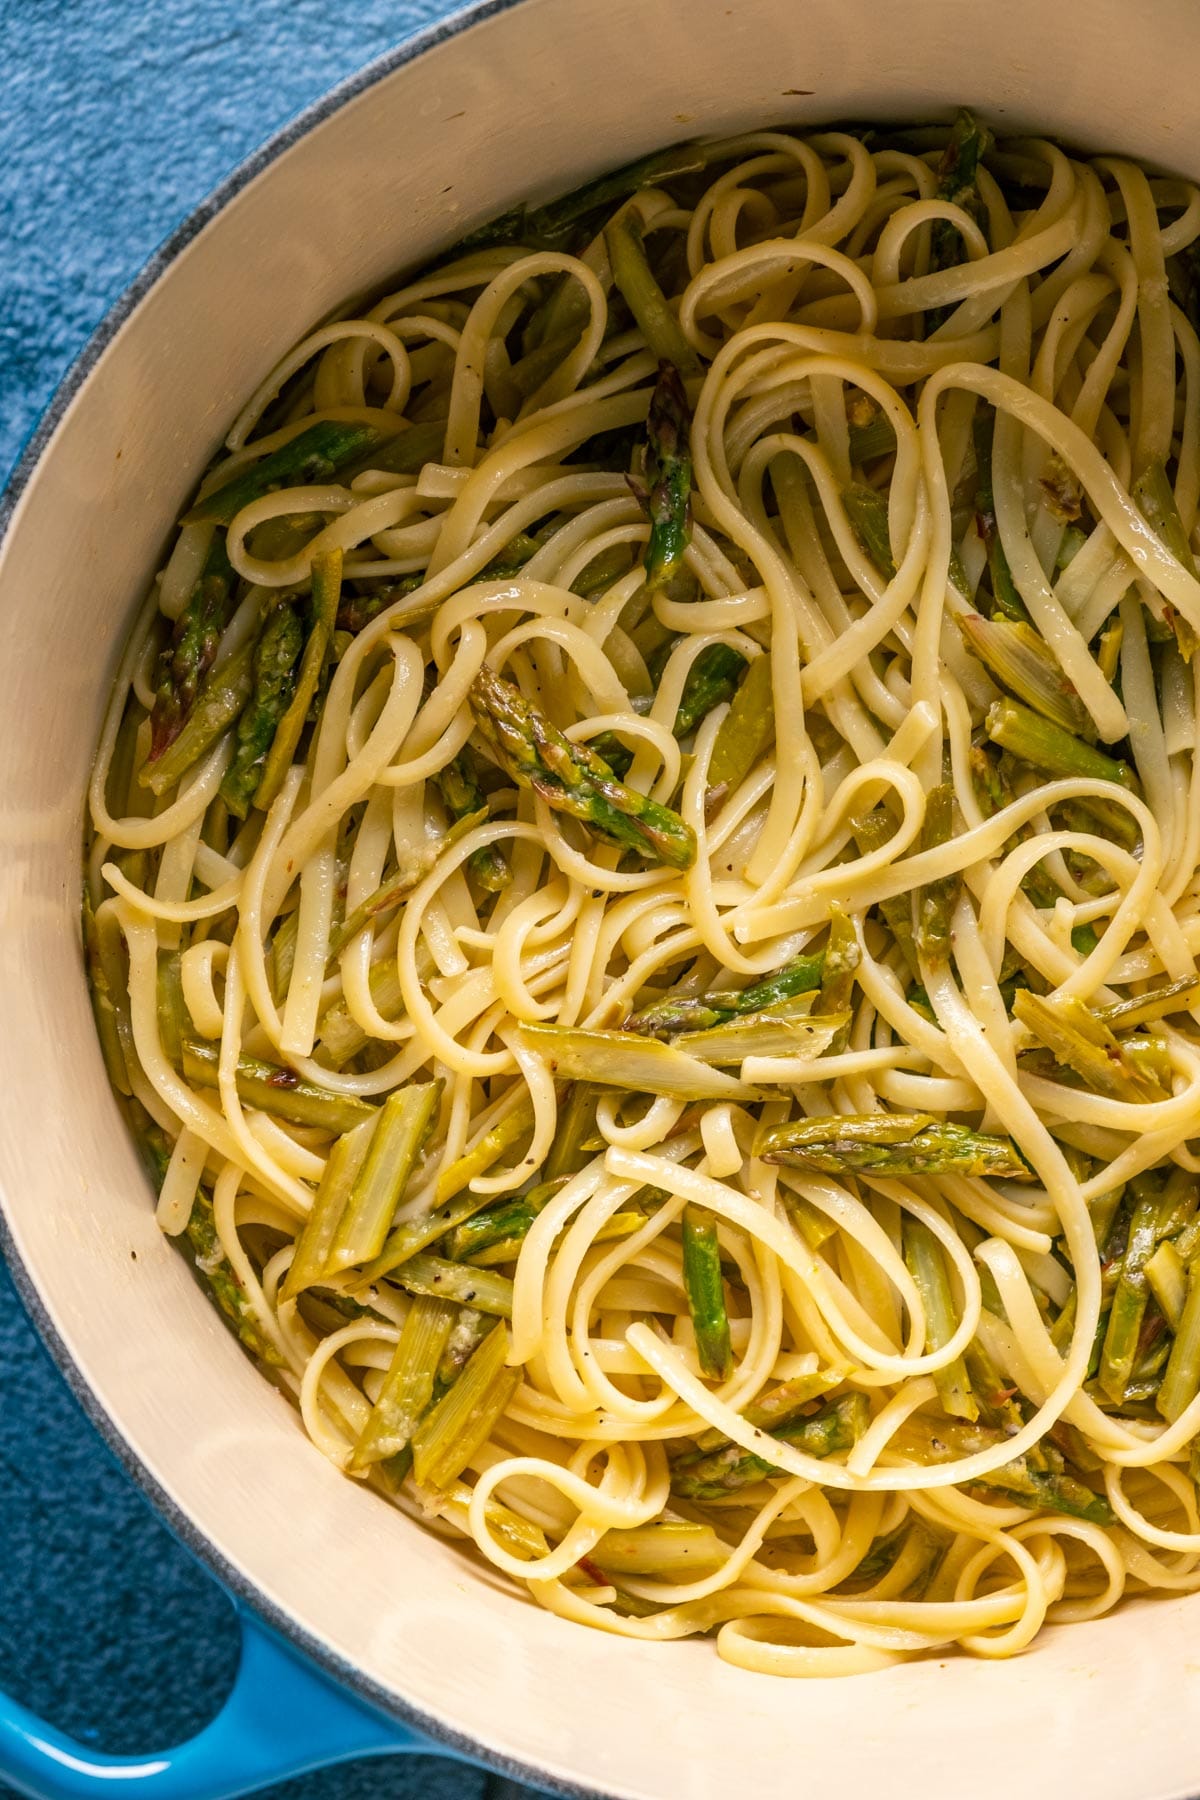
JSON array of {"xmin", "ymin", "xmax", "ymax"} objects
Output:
[{"xmin": 0, "ymin": 2, "xmax": 537, "ymax": 1796}]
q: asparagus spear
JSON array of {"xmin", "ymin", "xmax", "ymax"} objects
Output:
[
  {"xmin": 446, "ymin": 1181, "xmax": 563, "ymax": 1263},
  {"xmin": 253, "ymin": 549, "xmax": 342, "ymax": 812},
  {"xmin": 339, "ymin": 417, "xmax": 447, "ymax": 485},
  {"xmin": 973, "ymin": 409, "xmax": 1026, "ymax": 620},
  {"xmin": 525, "ymin": 143, "xmax": 708, "ymax": 243},
  {"xmin": 282, "ymin": 1117, "xmax": 378, "ymax": 1299},
  {"xmin": 389, "ymin": 1252, "xmax": 514, "ymax": 1318},
  {"xmin": 755, "ymin": 1112, "xmax": 1031, "ymax": 1179},
  {"xmin": 323, "ymin": 1082, "xmax": 441, "ymax": 1275},
  {"xmin": 674, "ymin": 1002, "xmax": 847, "ymax": 1064},
  {"xmin": 1159, "ymin": 1259, "xmax": 1200, "ymax": 1420},
  {"xmin": 681, "ymin": 1204, "xmax": 732, "ymax": 1380},
  {"xmin": 604, "ymin": 213, "xmax": 699, "ymax": 374},
  {"xmin": 83, "ymin": 893, "xmax": 130, "ymax": 1094},
  {"xmin": 705, "ymin": 653, "xmax": 774, "ymax": 804},
  {"xmin": 1146, "ymin": 1239, "xmax": 1187, "ymax": 1330},
  {"xmin": 183, "ymin": 420, "xmax": 390, "ymax": 526},
  {"xmin": 630, "ymin": 361, "xmax": 693, "ymax": 595},
  {"xmin": 1132, "ymin": 459, "xmax": 1200, "ymax": 658},
  {"xmin": 514, "ymin": 1020, "xmax": 763, "ymax": 1101},
  {"xmin": 592, "ymin": 1522, "xmax": 725, "ymax": 1577},
  {"xmin": 893, "ymin": 1416, "xmax": 1112, "ymax": 1522},
  {"xmin": 324, "ymin": 857, "xmax": 436, "ymax": 964},
  {"xmin": 156, "ymin": 951, "xmax": 188, "ymax": 1067},
  {"xmin": 336, "ymin": 573, "xmax": 423, "ymax": 636},
  {"xmin": 1012, "ymin": 989, "xmax": 1167, "ymax": 1103},
  {"xmin": 671, "ymin": 1394, "xmax": 868, "ymax": 1499},
  {"xmin": 148, "ymin": 535, "xmax": 236, "ymax": 760},
  {"xmin": 434, "ymin": 750, "xmax": 511, "ymax": 891},
  {"xmin": 180, "ymin": 1037, "xmax": 377, "ymax": 1135},
  {"xmin": 363, "ymin": 1184, "xmax": 517, "ymax": 1286},
  {"xmin": 1099, "ymin": 1180, "xmax": 1162, "ymax": 1402},
  {"xmin": 672, "ymin": 644, "xmax": 747, "ymax": 738},
  {"xmin": 184, "ymin": 1196, "xmax": 283, "ymax": 1365},
  {"xmin": 843, "ymin": 483, "xmax": 896, "ymax": 579},
  {"xmin": 410, "ymin": 1320, "xmax": 519, "ymax": 1492},
  {"xmin": 819, "ymin": 907, "xmax": 860, "ymax": 1051},
  {"xmin": 1096, "ymin": 976, "xmax": 1200, "ymax": 1030},
  {"xmin": 903, "ymin": 1214, "xmax": 977, "ymax": 1420},
  {"xmin": 625, "ymin": 951, "xmax": 825, "ymax": 1038},
  {"xmin": 544, "ymin": 1082, "xmax": 603, "ymax": 1181},
  {"xmin": 437, "ymin": 1307, "xmax": 492, "ymax": 1385},
  {"xmin": 350, "ymin": 1295, "xmax": 457, "ymax": 1469},
  {"xmin": 850, "ymin": 810, "xmax": 920, "ymax": 977},
  {"xmin": 985, "ymin": 697, "xmax": 1138, "ymax": 789},
  {"xmin": 469, "ymin": 665, "xmax": 696, "ymax": 869},
  {"xmin": 914, "ymin": 784, "xmax": 960, "ymax": 965},
  {"xmin": 692, "ymin": 1368, "xmax": 843, "ymax": 1454},
  {"xmin": 847, "ymin": 398, "xmax": 898, "ymax": 466},
  {"xmin": 434, "ymin": 1095, "xmax": 535, "ymax": 1206},
  {"xmin": 140, "ymin": 634, "xmax": 257, "ymax": 798},
  {"xmin": 220, "ymin": 602, "xmax": 305, "ymax": 818},
  {"xmin": 958, "ymin": 613, "xmax": 1090, "ymax": 735},
  {"xmin": 928, "ymin": 111, "xmax": 992, "ymax": 330}
]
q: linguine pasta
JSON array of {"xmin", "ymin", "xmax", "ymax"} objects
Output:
[{"xmin": 85, "ymin": 115, "xmax": 1200, "ymax": 1676}]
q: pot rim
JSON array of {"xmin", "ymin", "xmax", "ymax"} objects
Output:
[{"xmin": 0, "ymin": 4, "xmax": 611, "ymax": 1792}]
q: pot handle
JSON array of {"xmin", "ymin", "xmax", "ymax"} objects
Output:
[{"xmin": 0, "ymin": 1598, "xmax": 461, "ymax": 1800}]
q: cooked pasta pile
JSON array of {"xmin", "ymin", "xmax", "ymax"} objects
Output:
[{"xmin": 86, "ymin": 115, "xmax": 1200, "ymax": 1676}]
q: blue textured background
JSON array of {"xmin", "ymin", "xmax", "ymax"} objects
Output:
[{"xmin": 0, "ymin": 2, "xmax": 536, "ymax": 1795}]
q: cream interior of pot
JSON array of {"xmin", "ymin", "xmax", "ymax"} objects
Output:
[{"xmin": 3, "ymin": 0, "xmax": 1200, "ymax": 1794}]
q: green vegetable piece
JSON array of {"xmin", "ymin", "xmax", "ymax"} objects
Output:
[
  {"xmin": 706, "ymin": 654, "xmax": 774, "ymax": 800},
  {"xmin": 180, "ymin": 1037, "xmax": 377, "ymax": 1135},
  {"xmin": 1099, "ymin": 1182, "xmax": 1161, "ymax": 1402},
  {"xmin": 435, "ymin": 750, "xmax": 511, "ymax": 892},
  {"xmin": 1159, "ymin": 1259, "xmax": 1200, "ymax": 1421},
  {"xmin": 469, "ymin": 664, "xmax": 696, "ymax": 869},
  {"xmin": 140, "ymin": 634, "xmax": 257, "ymax": 798},
  {"xmin": 914, "ymin": 783, "xmax": 960, "ymax": 965},
  {"xmin": 693, "ymin": 1368, "xmax": 843, "ymax": 1453},
  {"xmin": 903, "ymin": 1214, "xmax": 977, "ymax": 1421},
  {"xmin": 350, "ymin": 1294, "xmax": 457, "ymax": 1469},
  {"xmin": 184, "ymin": 421, "xmax": 389, "ymax": 526},
  {"xmin": 985, "ymin": 697, "xmax": 1138, "ymax": 790},
  {"xmin": 282, "ymin": 1117, "xmax": 379, "ymax": 1300},
  {"xmin": 526, "ymin": 143, "xmax": 709, "ymax": 243},
  {"xmin": 324, "ymin": 1082, "xmax": 441, "ymax": 1276},
  {"xmin": 973, "ymin": 409, "xmax": 1026, "ymax": 620},
  {"xmin": 411, "ymin": 1320, "xmax": 519, "ymax": 1492},
  {"xmin": 1132, "ymin": 459, "xmax": 1199, "ymax": 659},
  {"xmin": 756, "ymin": 1111, "xmax": 1031, "ymax": 1179},
  {"xmin": 625, "ymin": 952, "xmax": 825, "ymax": 1039},
  {"xmin": 1013, "ymin": 988, "xmax": 1167, "ymax": 1104},
  {"xmin": 394, "ymin": 1253, "xmax": 514, "ymax": 1318},
  {"xmin": 254, "ymin": 548, "xmax": 342, "ymax": 811},
  {"xmin": 958, "ymin": 613, "xmax": 1090, "ymax": 735},
  {"xmin": 632, "ymin": 361, "xmax": 693, "ymax": 595},
  {"xmin": 545, "ymin": 1082, "xmax": 603, "ymax": 1181},
  {"xmin": 1096, "ymin": 976, "xmax": 1200, "ymax": 1030},
  {"xmin": 185, "ymin": 1196, "xmax": 283, "ymax": 1365},
  {"xmin": 681, "ymin": 1204, "xmax": 732, "ymax": 1381},
  {"xmin": 220, "ymin": 603, "xmax": 305, "ymax": 818},
  {"xmin": 843, "ymin": 483, "xmax": 896, "ymax": 579},
  {"xmin": 514, "ymin": 1020, "xmax": 763, "ymax": 1102},
  {"xmin": 148, "ymin": 535, "xmax": 236, "ymax": 760},
  {"xmin": 671, "ymin": 1394, "xmax": 868, "ymax": 1499},
  {"xmin": 673, "ymin": 644, "xmax": 747, "ymax": 739},
  {"xmin": 605, "ymin": 212, "xmax": 699, "ymax": 374}
]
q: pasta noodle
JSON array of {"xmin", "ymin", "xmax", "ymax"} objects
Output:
[{"xmin": 84, "ymin": 113, "xmax": 1200, "ymax": 1676}]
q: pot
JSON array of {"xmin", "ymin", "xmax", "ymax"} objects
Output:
[{"xmin": 4, "ymin": 1, "xmax": 1200, "ymax": 1795}]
